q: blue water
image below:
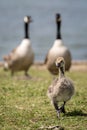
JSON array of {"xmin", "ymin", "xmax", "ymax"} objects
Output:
[{"xmin": 0, "ymin": 0, "xmax": 87, "ymax": 62}]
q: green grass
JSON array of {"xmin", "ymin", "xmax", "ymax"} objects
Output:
[{"xmin": 0, "ymin": 67, "xmax": 87, "ymax": 130}]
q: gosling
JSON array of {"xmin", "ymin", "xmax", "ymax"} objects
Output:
[{"xmin": 47, "ymin": 57, "xmax": 75, "ymax": 118}]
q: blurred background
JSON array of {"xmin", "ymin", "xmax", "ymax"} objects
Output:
[{"xmin": 0, "ymin": 0, "xmax": 87, "ymax": 62}]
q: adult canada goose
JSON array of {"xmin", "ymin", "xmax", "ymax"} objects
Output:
[
  {"xmin": 45, "ymin": 13, "xmax": 72, "ymax": 75},
  {"xmin": 47, "ymin": 57, "xmax": 75, "ymax": 118},
  {"xmin": 3, "ymin": 16, "xmax": 34, "ymax": 76}
]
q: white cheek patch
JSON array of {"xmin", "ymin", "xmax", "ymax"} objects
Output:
[{"xmin": 24, "ymin": 17, "xmax": 28, "ymax": 23}]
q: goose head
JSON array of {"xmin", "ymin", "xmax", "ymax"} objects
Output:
[
  {"xmin": 56, "ymin": 13, "xmax": 61, "ymax": 23},
  {"xmin": 55, "ymin": 57, "xmax": 65, "ymax": 77},
  {"xmin": 24, "ymin": 16, "xmax": 32, "ymax": 39},
  {"xmin": 24, "ymin": 16, "xmax": 32, "ymax": 23},
  {"xmin": 55, "ymin": 57, "xmax": 65, "ymax": 68}
]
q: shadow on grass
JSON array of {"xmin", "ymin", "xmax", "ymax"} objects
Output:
[{"xmin": 66, "ymin": 110, "xmax": 87, "ymax": 117}]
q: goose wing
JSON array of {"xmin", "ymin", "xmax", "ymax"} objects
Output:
[
  {"xmin": 48, "ymin": 78, "xmax": 58, "ymax": 93},
  {"xmin": 3, "ymin": 48, "xmax": 17, "ymax": 61},
  {"xmin": 44, "ymin": 51, "xmax": 49, "ymax": 64}
]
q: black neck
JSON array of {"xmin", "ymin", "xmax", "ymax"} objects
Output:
[
  {"xmin": 24, "ymin": 22, "xmax": 29, "ymax": 39},
  {"xmin": 56, "ymin": 21, "xmax": 62, "ymax": 39}
]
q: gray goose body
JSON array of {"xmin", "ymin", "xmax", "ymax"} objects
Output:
[
  {"xmin": 45, "ymin": 13, "xmax": 71, "ymax": 75},
  {"xmin": 3, "ymin": 16, "xmax": 34, "ymax": 76}
]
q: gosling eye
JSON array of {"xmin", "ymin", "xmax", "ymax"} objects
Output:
[{"xmin": 60, "ymin": 61, "xmax": 64, "ymax": 65}]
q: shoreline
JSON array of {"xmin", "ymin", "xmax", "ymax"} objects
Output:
[
  {"xmin": 33, "ymin": 60, "xmax": 87, "ymax": 72},
  {"xmin": 0, "ymin": 60, "xmax": 87, "ymax": 72}
]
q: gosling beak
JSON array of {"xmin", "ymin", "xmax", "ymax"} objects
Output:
[{"xmin": 56, "ymin": 63, "xmax": 60, "ymax": 68}]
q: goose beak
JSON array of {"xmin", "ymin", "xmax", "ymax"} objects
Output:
[
  {"xmin": 29, "ymin": 16, "xmax": 33, "ymax": 22},
  {"xmin": 30, "ymin": 18, "xmax": 33, "ymax": 22}
]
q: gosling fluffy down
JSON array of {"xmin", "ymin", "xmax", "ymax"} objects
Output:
[{"xmin": 47, "ymin": 57, "xmax": 75, "ymax": 118}]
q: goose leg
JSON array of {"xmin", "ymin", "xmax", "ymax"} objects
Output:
[
  {"xmin": 24, "ymin": 70, "xmax": 32, "ymax": 79},
  {"xmin": 60, "ymin": 101, "xmax": 66, "ymax": 113},
  {"xmin": 25, "ymin": 71, "xmax": 29, "ymax": 76},
  {"xmin": 24, "ymin": 69, "xmax": 30, "ymax": 77},
  {"xmin": 11, "ymin": 70, "xmax": 14, "ymax": 76},
  {"xmin": 53, "ymin": 102, "xmax": 61, "ymax": 118}
]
